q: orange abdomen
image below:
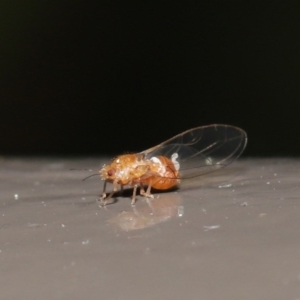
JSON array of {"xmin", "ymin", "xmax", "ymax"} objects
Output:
[{"xmin": 150, "ymin": 156, "xmax": 179, "ymax": 190}]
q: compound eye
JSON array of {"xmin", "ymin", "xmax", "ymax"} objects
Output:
[{"xmin": 107, "ymin": 169, "xmax": 115, "ymax": 177}]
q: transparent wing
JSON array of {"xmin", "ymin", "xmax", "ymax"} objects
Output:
[{"xmin": 141, "ymin": 124, "xmax": 247, "ymax": 179}]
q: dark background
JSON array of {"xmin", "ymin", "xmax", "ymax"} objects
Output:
[{"xmin": 1, "ymin": 2, "xmax": 299, "ymax": 156}]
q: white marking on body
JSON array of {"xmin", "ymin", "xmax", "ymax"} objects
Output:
[
  {"xmin": 150, "ymin": 157, "xmax": 160, "ymax": 164},
  {"xmin": 171, "ymin": 153, "xmax": 180, "ymax": 170},
  {"xmin": 150, "ymin": 156, "xmax": 166, "ymax": 174}
]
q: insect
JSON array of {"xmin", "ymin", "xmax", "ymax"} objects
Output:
[{"xmin": 99, "ymin": 124, "xmax": 247, "ymax": 206}]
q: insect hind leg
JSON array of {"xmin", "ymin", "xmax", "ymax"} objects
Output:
[{"xmin": 140, "ymin": 182, "xmax": 154, "ymax": 199}]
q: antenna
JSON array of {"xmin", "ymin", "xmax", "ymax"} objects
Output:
[{"xmin": 82, "ymin": 173, "xmax": 99, "ymax": 181}]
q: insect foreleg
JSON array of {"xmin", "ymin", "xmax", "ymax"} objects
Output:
[
  {"xmin": 98, "ymin": 180, "xmax": 118, "ymax": 206},
  {"xmin": 101, "ymin": 180, "xmax": 107, "ymax": 199}
]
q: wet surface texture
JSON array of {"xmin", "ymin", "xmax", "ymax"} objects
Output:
[{"xmin": 1, "ymin": 157, "xmax": 300, "ymax": 300}]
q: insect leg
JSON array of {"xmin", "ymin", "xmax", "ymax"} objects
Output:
[
  {"xmin": 131, "ymin": 184, "xmax": 138, "ymax": 206},
  {"xmin": 140, "ymin": 183, "xmax": 145, "ymax": 194},
  {"xmin": 98, "ymin": 180, "xmax": 118, "ymax": 206},
  {"xmin": 98, "ymin": 190, "xmax": 114, "ymax": 206},
  {"xmin": 140, "ymin": 181, "xmax": 154, "ymax": 199},
  {"xmin": 101, "ymin": 180, "xmax": 107, "ymax": 199}
]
